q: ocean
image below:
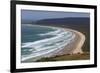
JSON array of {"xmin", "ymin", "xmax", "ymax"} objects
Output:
[
  {"xmin": 21, "ymin": 24, "xmax": 56, "ymax": 54},
  {"xmin": 21, "ymin": 24, "xmax": 75, "ymax": 61}
]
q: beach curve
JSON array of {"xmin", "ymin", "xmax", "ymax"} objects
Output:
[{"xmin": 21, "ymin": 25, "xmax": 86, "ymax": 62}]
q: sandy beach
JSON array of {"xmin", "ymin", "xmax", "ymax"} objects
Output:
[
  {"xmin": 51, "ymin": 27, "xmax": 86, "ymax": 56},
  {"xmin": 21, "ymin": 25, "xmax": 86, "ymax": 62}
]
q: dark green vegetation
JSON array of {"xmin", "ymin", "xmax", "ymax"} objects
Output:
[{"xmin": 36, "ymin": 52, "xmax": 90, "ymax": 62}]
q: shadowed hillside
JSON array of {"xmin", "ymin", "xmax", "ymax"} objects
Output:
[{"xmin": 35, "ymin": 17, "xmax": 89, "ymax": 25}]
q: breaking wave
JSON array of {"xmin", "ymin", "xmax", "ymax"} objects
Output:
[{"xmin": 21, "ymin": 25, "xmax": 76, "ymax": 61}]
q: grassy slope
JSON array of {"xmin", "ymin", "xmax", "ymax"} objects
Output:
[{"xmin": 36, "ymin": 52, "xmax": 90, "ymax": 62}]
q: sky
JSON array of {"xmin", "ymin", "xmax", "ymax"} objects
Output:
[{"xmin": 21, "ymin": 10, "xmax": 90, "ymax": 21}]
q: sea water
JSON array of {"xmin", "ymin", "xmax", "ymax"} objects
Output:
[
  {"xmin": 21, "ymin": 24, "xmax": 75, "ymax": 61},
  {"xmin": 21, "ymin": 24, "xmax": 57, "ymax": 55}
]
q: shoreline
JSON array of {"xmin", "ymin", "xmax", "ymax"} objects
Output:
[{"xmin": 22, "ymin": 24, "xmax": 86, "ymax": 62}]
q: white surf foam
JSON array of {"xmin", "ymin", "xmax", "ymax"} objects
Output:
[
  {"xmin": 21, "ymin": 30, "xmax": 72, "ymax": 48},
  {"xmin": 38, "ymin": 29, "xmax": 62, "ymax": 36},
  {"xmin": 21, "ymin": 27, "xmax": 76, "ymax": 61}
]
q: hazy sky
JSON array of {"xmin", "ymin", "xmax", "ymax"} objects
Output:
[{"xmin": 21, "ymin": 10, "xmax": 90, "ymax": 21}]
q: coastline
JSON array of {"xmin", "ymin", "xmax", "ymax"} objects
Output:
[
  {"xmin": 52, "ymin": 27, "xmax": 85, "ymax": 56},
  {"xmin": 22, "ymin": 24, "xmax": 86, "ymax": 62}
]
